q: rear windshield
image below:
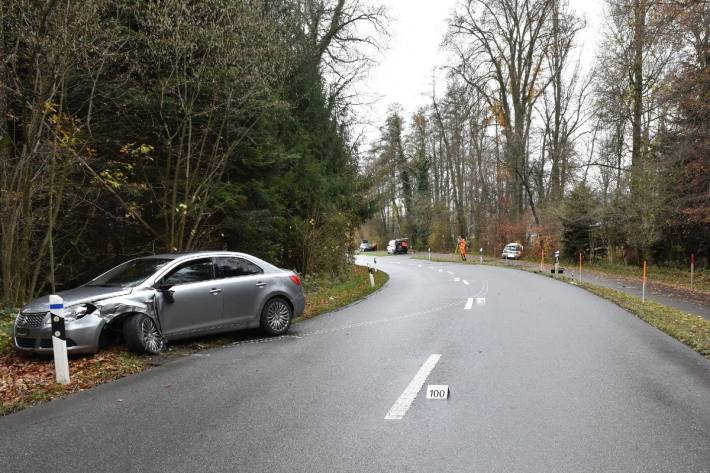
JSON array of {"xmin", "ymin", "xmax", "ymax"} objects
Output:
[
  {"xmin": 86, "ymin": 258, "xmax": 173, "ymax": 288},
  {"xmin": 505, "ymin": 245, "xmax": 519, "ymax": 250}
]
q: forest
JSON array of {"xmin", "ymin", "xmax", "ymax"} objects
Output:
[
  {"xmin": 363, "ymin": 0, "xmax": 708, "ymax": 266},
  {"xmin": 0, "ymin": 0, "xmax": 386, "ymax": 305},
  {"xmin": 1, "ymin": 0, "xmax": 707, "ymax": 306}
]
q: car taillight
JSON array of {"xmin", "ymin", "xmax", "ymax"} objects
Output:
[{"xmin": 289, "ymin": 274, "xmax": 302, "ymax": 286}]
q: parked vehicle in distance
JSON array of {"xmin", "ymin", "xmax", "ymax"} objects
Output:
[
  {"xmin": 501, "ymin": 243, "xmax": 523, "ymax": 259},
  {"xmin": 359, "ymin": 240, "xmax": 377, "ymax": 252},
  {"xmin": 387, "ymin": 238, "xmax": 409, "ymax": 255},
  {"xmin": 13, "ymin": 251, "xmax": 305, "ymax": 355}
]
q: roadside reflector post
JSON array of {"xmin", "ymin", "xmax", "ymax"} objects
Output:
[
  {"xmin": 368, "ymin": 266, "xmax": 375, "ymax": 288},
  {"xmin": 428, "ymin": 247, "xmax": 431, "ymax": 261},
  {"xmin": 690, "ymin": 254, "xmax": 695, "ymax": 290},
  {"xmin": 642, "ymin": 261, "xmax": 647, "ymax": 303},
  {"xmin": 479, "ymin": 247, "xmax": 483, "ymax": 264},
  {"xmin": 554, "ymin": 250, "xmax": 560, "ymax": 276},
  {"xmin": 49, "ymin": 294, "xmax": 70, "ymax": 384}
]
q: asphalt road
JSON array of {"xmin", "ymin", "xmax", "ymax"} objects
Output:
[
  {"xmin": 1, "ymin": 255, "xmax": 709, "ymax": 472},
  {"xmin": 428, "ymin": 252, "xmax": 710, "ymax": 320}
]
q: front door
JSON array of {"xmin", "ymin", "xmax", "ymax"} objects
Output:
[{"xmin": 156, "ymin": 257, "xmax": 223, "ymax": 337}]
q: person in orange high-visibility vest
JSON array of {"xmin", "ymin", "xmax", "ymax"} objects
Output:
[{"xmin": 457, "ymin": 235, "xmax": 467, "ymax": 261}]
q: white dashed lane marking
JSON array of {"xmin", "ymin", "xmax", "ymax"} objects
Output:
[
  {"xmin": 463, "ymin": 280, "xmax": 470, "ymax": 286},
  {"xmin": 464, "ymin": 298, "xmax": 474, "ymax": 310},
  {"xmin": 385, "ymin": 354, "xmax": 442, "ymax": 420}
]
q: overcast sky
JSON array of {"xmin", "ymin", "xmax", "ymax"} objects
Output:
[{"xmin": 357, "ymin": 0, "xmax": 605, "ymax": 147}]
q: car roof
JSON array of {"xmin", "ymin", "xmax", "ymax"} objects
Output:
[
  {"xmin": 138, "ymin": 251, "xmax": 269, "ymax": 263},
  {"xmin": 141, "ymin": 251, "xmax": 282, "ymax": 273}
]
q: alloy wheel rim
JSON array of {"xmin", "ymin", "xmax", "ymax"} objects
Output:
[
  {"xmin": 266, "ymin": 301, "xmax": 290, "ymax": 331},
  {"xmin": 141, "ymin": 317, "xmax": 164, "ymax": 353}
]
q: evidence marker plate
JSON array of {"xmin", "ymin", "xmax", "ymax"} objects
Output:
[{"xmin": 426, "ymin": 385, "xmax": 450, "ymax": 400}]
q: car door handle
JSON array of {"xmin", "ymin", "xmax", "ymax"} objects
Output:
[
  {"xmin": 209, "ymin": 288, "xmax": 222, "ymax": 295},
  {"xmin": 256, "ymin": 281, "xmax": 267, "ymax": 288}
]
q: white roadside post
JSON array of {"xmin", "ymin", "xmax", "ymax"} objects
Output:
[
  {"xmin": 368, "ymin": 266, "xmax": 375, "ymax": 288},
  {"xmin": 49, "ymin": 294, "xmax": 70, "ymax": 384},
  {"xmin": 554, "ymin": 250, "xmax": 560, "ymax": 277},
  {"xmin": 479, "ymin": 247, "xmax": 483, "ymax": 264},
  {"xmin": 428, "ymin": 247, "xmax": 431, "ymax": 262}
]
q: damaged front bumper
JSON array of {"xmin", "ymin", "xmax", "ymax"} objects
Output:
[{"xmin": 13, "ymin": 312, "xmax": 104, "ymax": 355}]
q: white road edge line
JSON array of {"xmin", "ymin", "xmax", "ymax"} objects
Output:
[
  {"xmin": 447, "ymin": 271, "xmax": 454, "ymax": 275},
  {"xmin": 464, "ymin": 298, "xmax": 474, "ymax": 310},
  {"xmin": 463, "ymin": 279, "xmax": 470, "ymax": 286},
  {"xmin": 385, "ymin": 354, "xmax": 442, "ymax": 420}
]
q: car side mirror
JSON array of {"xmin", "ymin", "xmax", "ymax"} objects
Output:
[
  {"xmin": 155, "ymin": 282, "xmax": 173, "ymax": 292},
  {"xmin": 155, "ymin": 282, "xmax": 175, "ymax": 303}
]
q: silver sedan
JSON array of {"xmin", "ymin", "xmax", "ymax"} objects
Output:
[{"xmin": 13, "ymin": 251, "xmax": 305, "ymax": 354}]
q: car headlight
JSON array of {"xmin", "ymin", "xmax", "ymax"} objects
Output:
[{"xmin": 44, "ymin": 303, "xmax": 97, "ymax": 325}]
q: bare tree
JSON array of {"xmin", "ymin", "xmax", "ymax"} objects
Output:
[{"xmin": 447, "ymin": 0, "xmax": 555, "ymax": 222}]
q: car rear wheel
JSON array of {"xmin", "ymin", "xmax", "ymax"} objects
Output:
[
  {"xmin": 260, "ymin": 297, "xmax": 293, "ymax": 336},
  {"xmin": 123, "ymin": 314, "xmax": 166, "ymax": 354}
]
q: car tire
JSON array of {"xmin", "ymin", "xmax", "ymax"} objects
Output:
[
  {"xmin": 260, "ymin": 297, "xmax": 293, "ymax": 336},
  {"xmin": 123, "ymin": 314, "xmax": 166, "ymax": 354}
]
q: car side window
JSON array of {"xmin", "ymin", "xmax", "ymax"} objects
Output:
[
  {"xmin": 163, "ymin": 258, "xmax": 214, "ymax": 286},
  {"xmin": 216, "ymin": 257, "xmax": 263, "ymax": 278}
]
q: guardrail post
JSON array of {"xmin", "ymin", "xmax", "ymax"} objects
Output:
[{"xmin": 49, "ymin": 294, "xmax": 70, "ymax": 384}]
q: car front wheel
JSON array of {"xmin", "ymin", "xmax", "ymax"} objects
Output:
[
  {"xmin": 123, "ymin": 314, "xmax": 166, "ymax": 354},
  {"xmin": 261, "ymin": 298, "xmax": 293, "ymax": 336}
]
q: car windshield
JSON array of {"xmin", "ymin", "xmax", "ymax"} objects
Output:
[{"xmin": 86, "ymin": 258, "xmax": 173, "ymax": 287}]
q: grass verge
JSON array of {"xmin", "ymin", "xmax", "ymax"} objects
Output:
[
  {"xmin": 298, "ymin": 264, "xmax": 388, "ymax": 321},
  {"xmin": 526, "ymin": 270, "xmax": 710, "ymax": 361},
  {"xmin": 0, "ymin": 264, "xmax": 388, "ymax": 415},
  {"xmin": 577, "ymin": 282, "xmax": 710, "ymax": 360},
  {"xmin": 516, "ymin": 256, "xmax": 709, "ymax": 294}
]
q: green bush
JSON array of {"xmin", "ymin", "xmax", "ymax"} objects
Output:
[{"xmin": 0, "ymin": 307, "xmax": 17, "ymax": 354}]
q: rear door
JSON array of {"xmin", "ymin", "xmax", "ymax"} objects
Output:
[
  {"xmin": 156, "ymin": 257, "xmax": 224, "ymax": 337},
  {"xmin": 216, "ymin": 256, "xmax": 267, "ymax": 326}
]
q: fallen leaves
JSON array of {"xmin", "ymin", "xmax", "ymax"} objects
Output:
[{"xmin": 0, "ymin": 348, "xmax": 145, "ymax": 415}]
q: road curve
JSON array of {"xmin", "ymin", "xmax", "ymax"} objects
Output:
[{"xmin": 1, "ymin": 255, "xmax": 709, "ymax": 472}]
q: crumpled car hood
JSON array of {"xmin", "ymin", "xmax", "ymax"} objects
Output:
[{"xmin": 22, "ymin": 286, "xmax": 133, "ymax": 312}]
